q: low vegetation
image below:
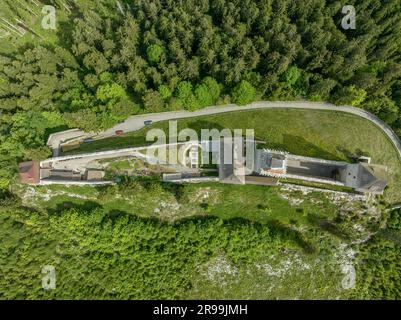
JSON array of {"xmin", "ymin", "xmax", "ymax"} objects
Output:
[
  {"xmin": 4, "ymin": 178, "xmax": 382, "ymax": 299},
  {"xmin": 0, "ymin": 204, "xmax": 347, "ymax": 299},
  {"xmin": 354, "ymin": 209, "xmax": 401, "ymax": 299}
]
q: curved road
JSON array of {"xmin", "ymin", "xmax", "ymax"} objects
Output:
[{"xmin": 47, "ymin": 101, "xmax": 401, "ymax": 159}]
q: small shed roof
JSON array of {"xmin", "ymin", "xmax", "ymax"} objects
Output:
[
  {"xmin": 344, "ymin": 163, "xmax": 388, "ymax": 194},
  {"xmin": 218, "ymin": 138, "xmax": 246, "ymax": 184}
]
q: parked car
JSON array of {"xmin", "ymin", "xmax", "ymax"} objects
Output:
[
  {"xmin": 83, "ymin": 138, "xmax": 94, "ymax": 144},
  {"xmin": 115, "ymin": 130, "xmax": 124, "ymax": 136},
  {"xmin": 144, "ymin": 120, "xmax": 153, "ymax": 126}
]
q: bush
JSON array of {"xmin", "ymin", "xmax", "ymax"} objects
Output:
[
  {"xmin": 231, "ymin": 80, "xmax": 256, "ymax": 105},
  {"xmin": 176, "ymin": 81, "xmax": 199, "ymax": 110},
  {"xmin": 0, "ymin": 206, "xmax": 289, "ymax": 299},
  {"xmin": 158, "ymin": 85, "xmax": 172, "ymax": 100},
  {"xmin": 142, "ymin": 91, "xmax": 165, "ymax": 112},
  {"xmin": 388, "ymin": 210, "xmax": 401, "ymax": 231},
  {"xmin": 146, "ymin": 44, "xmax": 164, "ymax": 64}
]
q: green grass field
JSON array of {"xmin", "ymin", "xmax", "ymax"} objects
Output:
[{"xmin": 63, "ymin": 108, "xmax": 401, "ymax": 204}]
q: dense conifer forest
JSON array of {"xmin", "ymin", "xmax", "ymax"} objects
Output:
[{"xmin": 1, "ymin": 0, "xmax": 401, "ymax": 187}]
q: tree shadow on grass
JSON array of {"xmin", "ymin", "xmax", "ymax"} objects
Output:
[
  {"xmin": 267, "ymin": 134, "xmax": 344, "ymax": 161},
  {"xmin": 46, "ymin": 200, "xmax": 102, "ymax": 215},
  {"xmin": 161, "ymin": 182, "xmax": 186, "ymax": 202},
  {"xmin": 266, "ymin": 219, "xmax": 318, "ymax": 255},
  {"xmin": 336, "ymin": 146, "xmax": 371, "ymax": 162},
  {"xmin": 19, "ymin": 206, "xmax": 39, "ymax": 213},
  {"xmin": 102, "ymin": 209, "xmax": 161, "ymax": 225},
  {"xmin": 63, "ymin": 135, "xmax": 152, "ymax": 155},
  {"xmin": 184, "ymin": 120, "xmax": 225, "ymax": 135},
  {"xmin": 117, "ymin": 176, "xmax": 186, "ymax": 202},
  {"xmin": 307, "ymin": 213, "xmax": 350, "ymax": 241}
]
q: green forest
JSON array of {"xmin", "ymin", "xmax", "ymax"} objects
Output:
[
  {"xmin": 1, "ymin": 179, "xmax": 401, "ymax": 299},
  {"xmin": 0, "ymin": 203, "xmax": 296, "ymax": 299},
  {"xmin": 1, "ymin": 0, "xmax": 401, "ymax": 300},
  {"xmin": 1, "ymin": 180, "xmax": 401, "ymax": 300},
  {"xmin": 1, "ymin": 0, "xmax": 401, "ymax": 188}
]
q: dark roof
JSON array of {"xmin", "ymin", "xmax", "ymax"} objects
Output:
[
  {"xmin": 218, "ymin": 139, "xmax": 245, "ymax": 184},
  {"xmin": 18, "ymin": 161, "xmax": 40, "ymax": 184},
  {"xmin": 342, "ymin": 162, "xmax": 388, "ymax": 194},
  {"xmin": 356, "ymin": 163, "xmax": 388, "ymax": 194}
]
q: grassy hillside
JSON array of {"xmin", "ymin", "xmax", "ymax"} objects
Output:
[
  {"xmin": 7, "ymin": 176, "xmax": 372, "ymax": 299},
  {"xmin": 63, "ymin": 108, "xmax": 401, "ymax": 204}
]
